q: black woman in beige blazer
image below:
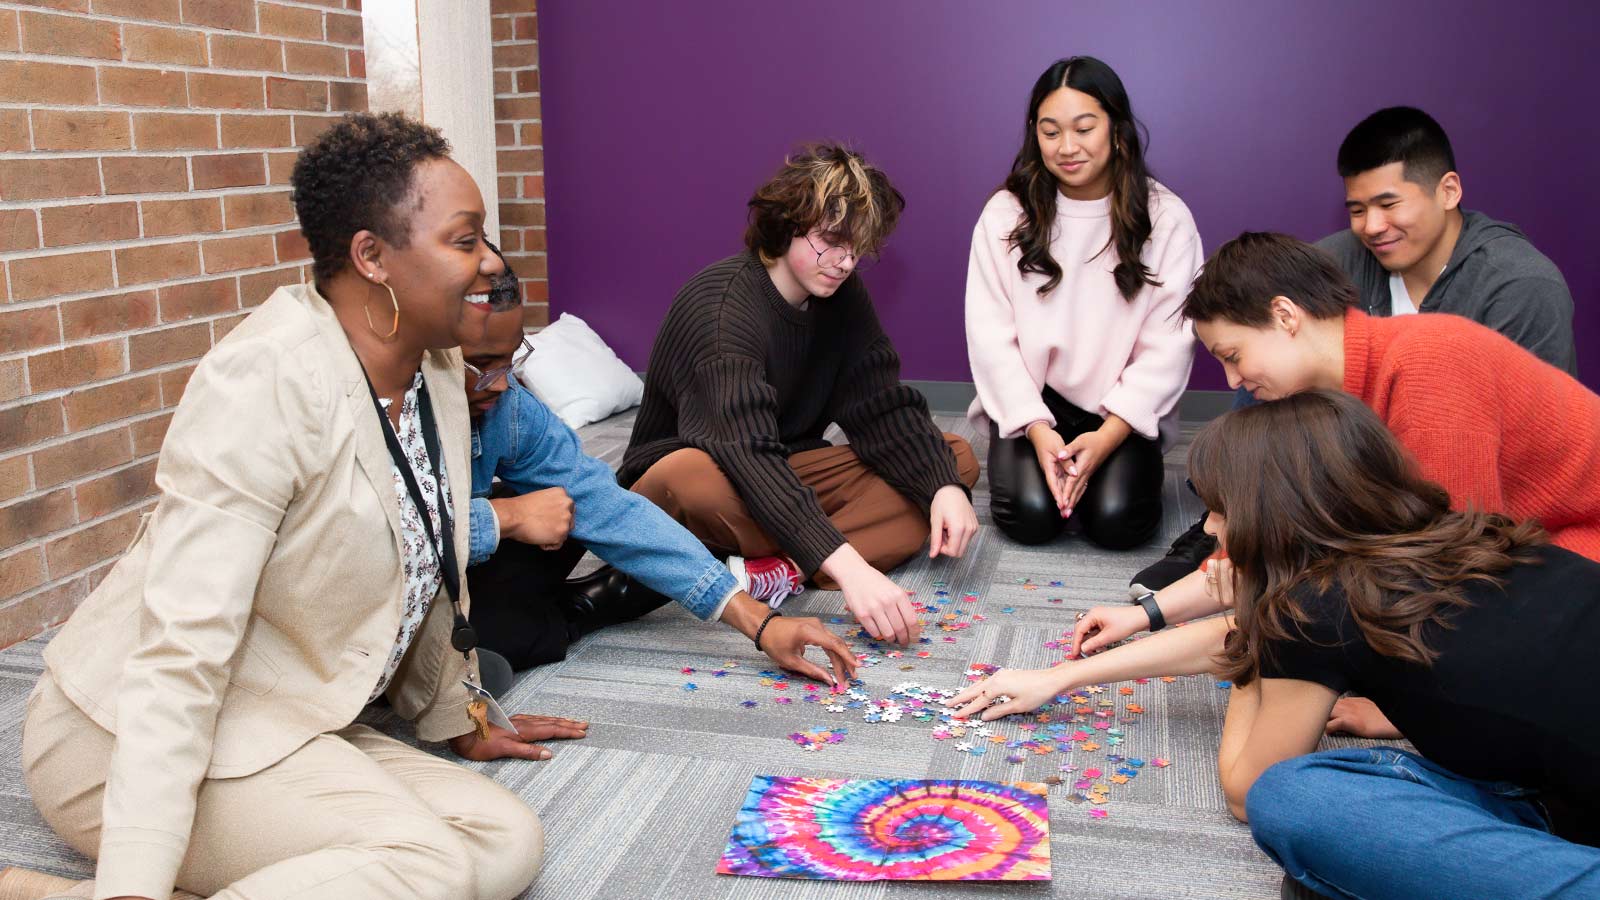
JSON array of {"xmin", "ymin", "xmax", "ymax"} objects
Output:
[{"xmin": 19, "ymin": 113, "xmax": 584, "ymax": 900}]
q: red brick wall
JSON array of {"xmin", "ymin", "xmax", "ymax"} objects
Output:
[
  {"xmin": 0, "ymin": 0, "xmax": 366, "ymax": 646},
  {"xmin": 489, "ymin": 0, "xmax": 545, "ymax": 328}
]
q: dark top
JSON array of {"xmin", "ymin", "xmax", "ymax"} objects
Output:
[
  {"xmin": 618, "ymin": 252, "xmax": 964, "ymax": 575},
  {"xmin": 1315, "ymin": 210, "xmax": 1576, "ymax": 375},
  {"xmin": 1260, "ymin": 544, "xmax": 1600, "ymax": 841}
]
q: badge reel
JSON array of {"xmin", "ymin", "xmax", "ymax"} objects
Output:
[{"xmin": 462, "ymin": 678, "xmax": 517, "ymax": 732}]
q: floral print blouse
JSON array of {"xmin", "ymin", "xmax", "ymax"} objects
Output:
[{"xmin": 368, "ymin": 373, "xmax": 452, "ymax": 702}]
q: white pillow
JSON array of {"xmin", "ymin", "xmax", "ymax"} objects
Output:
[{"xmin": 516, "ymin": 313, "xmax": 644, "ymax": 429}]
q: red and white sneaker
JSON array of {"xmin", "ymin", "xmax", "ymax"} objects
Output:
[{"xmin": 729, "ymin": 555, "xmax": 805, "ymax": 609}]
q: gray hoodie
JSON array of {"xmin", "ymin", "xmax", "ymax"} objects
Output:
[{"xmin": 1316, "ymin": 210, "xmax": 1576, "ymax": 374}]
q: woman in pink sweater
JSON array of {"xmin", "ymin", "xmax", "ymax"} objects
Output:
[{"xmin": 966, "ymin": 56, "xmax": 1201, "ymax": 550}]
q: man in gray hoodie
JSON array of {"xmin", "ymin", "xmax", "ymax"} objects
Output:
[
  {"xmin": 1132, "ymin": 106, "xmax": 1577, "ymax": 593},
  {"xmin": 1316, "ymin": 106, "xmax": 1575, "ymax": 373}
]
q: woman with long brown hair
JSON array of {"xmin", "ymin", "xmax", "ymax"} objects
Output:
[
  {"xmin": 966, "ymin": 56, "xmax": 1200, "ymax": 551},
  {"xmin": 952, "ymin": 391, "xmax": 1600, "ymax": 898}
]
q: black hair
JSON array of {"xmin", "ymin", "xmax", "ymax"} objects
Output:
[
  {"xmin": 1003, "ymin": 56, "xmax": 1159, "ymax": 299},
  {"xmin": 1335, "ymin": 106, "xmax": 1457, "ymax": 188},
  {"xmin": 290, "ymin": 111, "xmax": 452, "ymax": 284}
]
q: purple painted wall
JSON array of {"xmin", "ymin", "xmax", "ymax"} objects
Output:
[{"xmin": 539, "ymin": 0, "xmax": 1599, "ymax": 391}]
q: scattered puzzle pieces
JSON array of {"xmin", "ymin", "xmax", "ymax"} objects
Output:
[
  {"xmin": 666, "ymin": 574, "xmax": 1191, "ymax": 820},
  {"xmin": 789, "ymin": 726, "xmax": 848, "ymax": 752}
]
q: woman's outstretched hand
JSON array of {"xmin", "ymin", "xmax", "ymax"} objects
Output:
[
  {"xmin": 450, "ymin": 713, "xmax": 589, "ymax": 761},
  {"xmin": 947, "ymin": 668, "xmax": 1061, "ymax": 721},
  {"xmin": 1067, "ymin": 604, "xmax": 1151, "ymax": 657}
]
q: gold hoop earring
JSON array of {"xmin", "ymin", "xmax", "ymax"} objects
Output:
[{"xmin": 365, "ymin": 281, "xmax": 399, "ymax": 339}]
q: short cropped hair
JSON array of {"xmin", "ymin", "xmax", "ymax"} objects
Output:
[
  {"xmin": 1335, "ymin": 106, "xmax": 1457, "ymax": 188},
  {"xmin": 744, "ymin": 144, "xmax": 905, "ymax": 261},
  {"xmin": 291, "ymin": 112, "xmax": 452, "ymax": 283},
  {"xmin": 1181, "ymin": 232, "xmax": 1359, "ymax": 326}
]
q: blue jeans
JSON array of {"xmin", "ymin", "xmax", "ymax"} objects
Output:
[{"xmin": 1247, "ymin": 748, "xmax": 1600, "ymax": 899}]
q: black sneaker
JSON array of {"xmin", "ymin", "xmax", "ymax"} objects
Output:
[{"xmin": 1128, "ymin": 510, "xmax": 1216, "ymax": 590}]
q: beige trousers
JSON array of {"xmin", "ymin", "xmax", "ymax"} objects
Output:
[{"xmin": 21, "ymin": 673, "xmax": 542, "ymax": 900}]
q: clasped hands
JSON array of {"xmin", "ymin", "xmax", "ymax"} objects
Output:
[{"xmin": 1027, "ymin": 419, "xmax": 1129, "ymax": 518}]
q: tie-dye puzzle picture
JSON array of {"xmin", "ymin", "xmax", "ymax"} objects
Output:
[{"xmin": 715, "ymin": 776, "xmax": 1052, "ymax": 881}]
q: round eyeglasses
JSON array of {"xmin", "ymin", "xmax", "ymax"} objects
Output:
[
  {"xmin": 464, "ymin": 336, "xmax": 534, "ymax": 390},
  {"xmin": 804, "ymin": 233, "xmax": 873, "ymax": 273}
]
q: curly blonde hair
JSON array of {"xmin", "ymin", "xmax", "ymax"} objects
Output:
[{"xmin": 744, "ymin": 144, "xmax": 904, "ymax": 262}]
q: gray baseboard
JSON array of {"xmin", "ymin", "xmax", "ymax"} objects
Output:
[
  {"xmin": 908, "ymin": 380, "xmax": 1234, "ymax": 423},
  {"xmin": 908, "ymin": 380, "xmax": 979, "ymax": 415},
  {"xmin": 1176, "ymin": 389, "xmax": 1236, "ymax": 422}
]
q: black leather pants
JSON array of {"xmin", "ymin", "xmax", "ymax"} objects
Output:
[{"xmin": 987, "ymin": 388, "xmax": 1164, "ymax": 550}]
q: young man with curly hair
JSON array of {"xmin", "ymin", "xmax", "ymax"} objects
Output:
[{"xmin": 620, "ymin": 146, "xmax": 980, "ymax": 647}]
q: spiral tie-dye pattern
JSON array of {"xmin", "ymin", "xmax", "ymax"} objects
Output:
[{"xmin": 717, "ymin": 776, "xmax": 1051, "ymax": 881}]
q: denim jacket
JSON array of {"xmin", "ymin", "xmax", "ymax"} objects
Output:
[{"xmin": 468, "ymin": 382, "xmax": 738, "ymax": 620}]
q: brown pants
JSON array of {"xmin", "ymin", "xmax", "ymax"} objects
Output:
[{"xmin": 631, "ymin": 434, "xmax": 979, "ymax": 589}]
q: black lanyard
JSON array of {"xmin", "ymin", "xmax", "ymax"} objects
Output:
[{"xmin": 363, "ymin": 373, "xmax": 477, "ymax": 655}]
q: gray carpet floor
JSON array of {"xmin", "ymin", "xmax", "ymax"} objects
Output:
[{"xmin": 0, "ymin": 410, "xmax": 1369, "ymax": 898}]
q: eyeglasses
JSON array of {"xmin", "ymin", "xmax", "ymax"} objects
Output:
[
  {"xmin": 804, "ymin": 233, "xmax": 873, "ymax": 273},
  {"xmin": 1185, "ymin": 478, "xmax": 1199, "ymax": 498},
  {"xmin": 465, "ymin": 336, "xmax": 534, "ymax": 390}
]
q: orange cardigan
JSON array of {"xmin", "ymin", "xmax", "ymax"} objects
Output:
[{"xmin": 1344, "ymin": 309, "xmax": 1600, "ymax": 561}]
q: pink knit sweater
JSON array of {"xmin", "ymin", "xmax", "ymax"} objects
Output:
[{"xmin": 964, "ymin": 182, "xmax": 1201, "ymax": 445}]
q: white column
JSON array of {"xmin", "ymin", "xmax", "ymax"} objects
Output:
[{"xmin": 361, "ymin": 0, "xmax": 500, "ymax": 234}]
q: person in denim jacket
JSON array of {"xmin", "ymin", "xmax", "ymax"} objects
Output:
[{"xmin": 462, "ymin": 306, "xmax": 855, "ymax": 684}]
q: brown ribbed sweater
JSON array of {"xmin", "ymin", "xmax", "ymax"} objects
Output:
[{"xmin": 619, "ymin": 252, "xmax": 964, "ymax": 575}]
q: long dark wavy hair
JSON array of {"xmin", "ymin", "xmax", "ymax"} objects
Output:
[
  {"xmin": 1188, "ymin": 391, "xmax": 1546, "ymax": 685},
  {"xmin": 1003, "ymin": 56, "xmax": 1159, "ymax": 299}
]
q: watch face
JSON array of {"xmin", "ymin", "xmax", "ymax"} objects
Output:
[{"xmin": 1128, "ymin": 584, "xmax": 1154, "ymax": 602}]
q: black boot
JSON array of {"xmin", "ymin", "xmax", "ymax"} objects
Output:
[
  {"xmin": 559, "ymin": 565, "xmax": 671, "ymax": 637},
  {"xmin": 1128, "ymin": 509, "xmax": 1215, "ymax": 590}
]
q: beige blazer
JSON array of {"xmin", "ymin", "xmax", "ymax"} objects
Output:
[{"xmin": 41, "ymin": 283, "xmax": 480, "ymax": 890}]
